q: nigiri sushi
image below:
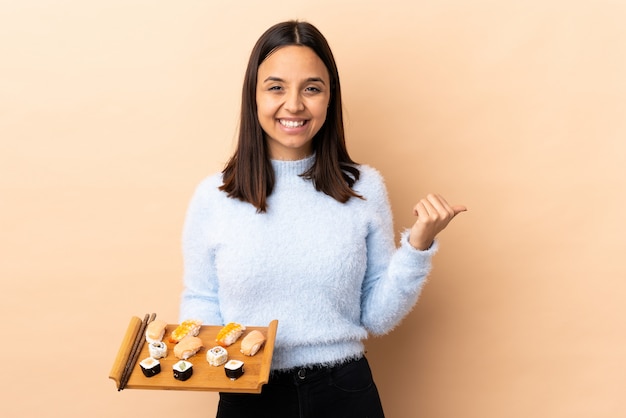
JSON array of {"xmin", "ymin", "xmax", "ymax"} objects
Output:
[
  {"xmin": 169, "ymin": 319, "xmax": 202, "ymax": 343},
  {"xmin": 174, "ymin": 335, "xmax": 203, "ymax": 360},
  {"xmin": 145, "ymin": 319, "xmax": 168, "ymax": 343},
  {"xmin": 240, "ymin": 330, "xmax": 266, "ymax": 356},
  {"xmin": 216, "ymin": 322, "xmax": 245, "ymax": 347}
]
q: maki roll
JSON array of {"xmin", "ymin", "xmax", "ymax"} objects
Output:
[
  {"xmin": 224, "ymin": 360, "xmax": 244, "ymax": 380},
  {"xmin": 173, "ymin": 360, "xmax": 193, "ymax": 381},
  {"xmin": 216, "ymin": 322, "xmax": 246, "ymax": 347},
  {"xmin": 148, "ymin": 341, "xmax": 168, "ymax": 359},
  {"xmin": 206, "ymin": 346, "xmax": 228, "ymax": 366},
  {"xmin": 139, "ymin": 357, "xmax": 161, "ymax": 377}
]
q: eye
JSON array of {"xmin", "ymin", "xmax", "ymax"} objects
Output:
[
  {"xmin": 268, "ymin": 85, "xmax": 283, "ymax": 91},
  {"xmin": 304, "ymin": 86, "xmax": 322, "ymax": 93}
]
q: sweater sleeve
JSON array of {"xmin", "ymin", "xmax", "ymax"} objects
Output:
[
  {"xmin": 359, "ymin": 169, "xmax": 438, "ymax": 335},
  {"xmin": 178, "ymin": 179, "xmax": 224, "ymax": 325}
]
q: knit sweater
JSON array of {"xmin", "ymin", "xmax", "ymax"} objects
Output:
[{"xmin": 179, "ymin": 155, "xmax": 437, "ymax": 371}]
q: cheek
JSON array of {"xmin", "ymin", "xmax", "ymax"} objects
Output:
[
  {"xmin": 313, "ymin": 96, "xmax": 330, "ymax": 121},
  {"xmin": 255, "ymin": 107, "xmax": 271, "ymax": 130},
  {"xmin": 256, "ymin": 111, "xmax": 273, "ymax": 134},
  {"xmin": 315, "ymin": 105, "xmax": 329, "ymax": 125},
  {"xmin": 256, "ymin": 97, "xmax": 278, "ymax": 120}
]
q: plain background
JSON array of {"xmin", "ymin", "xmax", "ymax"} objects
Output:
[{"xmin": 2, "ymin": 1, "xmax": 625, "ymax": 417}]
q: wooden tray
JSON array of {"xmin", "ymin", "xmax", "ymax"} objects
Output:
[{"xmin": 110, "ymin": 317, "xmax": 278, "ymax": 393}]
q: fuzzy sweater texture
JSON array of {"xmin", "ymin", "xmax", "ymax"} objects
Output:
[{"xmin": 179, "ymin": 155, "xmax": 437, "ymax": 371}]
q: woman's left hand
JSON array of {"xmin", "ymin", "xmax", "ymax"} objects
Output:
[{"xmin": 409, "ymin": 194, "xmax": 467, "ymax": 251}]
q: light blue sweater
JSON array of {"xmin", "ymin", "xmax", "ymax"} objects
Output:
[{"xmin": 179, "ymin": 155, "xmax": 437, "ymax": 371}]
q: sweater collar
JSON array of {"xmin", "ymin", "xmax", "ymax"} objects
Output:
[{"xmin": 271, "ymin": 154, "xmax": 316, "ymax": 178}]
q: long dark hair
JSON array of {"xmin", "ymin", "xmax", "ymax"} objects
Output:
[{"xmin": 220, "ymin": 20, "xmax": 361, "ymax": 213}]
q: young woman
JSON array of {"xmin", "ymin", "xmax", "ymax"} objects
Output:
[{"xmin": 179, "ymin": 20, "xmax": 466, "ymax": 418}]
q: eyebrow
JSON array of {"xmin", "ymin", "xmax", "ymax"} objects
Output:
[{"xmin": 263, "ymin": 76, "xmax": 326, "ymax": 85}]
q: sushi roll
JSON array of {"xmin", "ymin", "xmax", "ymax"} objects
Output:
[
  {"xmin": 224, "ymin": 360, "xmax": 245, "ymax": 380},
  {"xmin": 174, "ymin": 336, "xmax": 203, "ymax": 360},
  {"xmin": 145, "ymin": 319, "xmax": 168, "ymax": 343},
  {"xmin": 173, "ymin": 360, "xmax": 193, "ymax": 381},
  {"xmin": 139, "ymin": 357, "xmax": 161, "ymax": 377},
  {"xmin": 240, "ymin": 330, "xmax": 266, "ymax": 356},
  {"xmin": 206, "ymin": 346, "xmax": 228, "ymax": 366},
  {"xmin": 148, "ymin": 341, "xmax": 168, "ymax": 359},
  {"xmin": 216, "ymin": 322, "xmax": 246, "ymax": 347},
  {"xmin": 169, "ymin": 319, "xmax": 202, "ymax": 343}
]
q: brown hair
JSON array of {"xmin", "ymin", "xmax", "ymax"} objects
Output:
[{"xmin": 219, "ymin": 20, "xmax": 361, "ymax": 212}]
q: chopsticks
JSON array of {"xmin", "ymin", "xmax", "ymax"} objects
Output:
[{"xmin": 118, "ymin": 312, "xmax": 156, "ymax": 391}]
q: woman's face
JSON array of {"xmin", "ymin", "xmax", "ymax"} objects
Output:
[{"xmin": 256, "ymin": 45, "xmax": 331, "ymax": 160}]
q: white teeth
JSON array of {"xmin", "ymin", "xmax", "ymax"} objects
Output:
[{"xmin": 280, "ymin": 119, "xmax": 305, "ymax": 128}]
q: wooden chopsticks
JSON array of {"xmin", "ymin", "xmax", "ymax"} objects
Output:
[{"xmin": 118, "ymin": 312, "xmax": 156, "ymax": 391}]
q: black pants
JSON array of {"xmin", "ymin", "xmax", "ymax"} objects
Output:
[{"xmin": 217, "ymin": 356, "xmax": 385, "ymax": 418}]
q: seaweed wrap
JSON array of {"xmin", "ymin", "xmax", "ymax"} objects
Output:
[
  {"xmin": 224, "ymin": 360, "xmax": 244, "ymax": 380},
  {"xmin": 173, "ymin": 360, "xmax": 193, "ymax": 381},
  {"xmin": 139, "ymin": 357, "xmax": 161, "ymax": 377}
]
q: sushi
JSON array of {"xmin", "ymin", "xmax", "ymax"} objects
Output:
[
  {"xmin": 173, "ymin": 360, "xmax": 193, "ymax": 381},
  {"xmin": 169, "ymin": 319, "xmax": 202, "ymax": 343},
  {"xmin": 224, "ymin": 360, "xmax": 245, "ymax": 380},
  {"xmin": 240, "ymin": 330, "xmax": 266, "ymax": 356},
  {"xmin": 216, "ymin": 322, "xmax": 246, "ymax": 347},
  {"xmin": 139, "ymin": 357, "xmax": 161, "ymax": 377},
  {"xmin": 148, "ymin": 341, "xmax": 168, "ymax": 359},
  {"xmin": 174, "ymin": 335, "xmax": 203, "ymax": 360},
  {"xmin": 145, "ymin": 319, "xmax": 168, "ymax": 343},
  {"xmin": 206, "ymin": 346, "xmax": 228, "ymax": 366}
]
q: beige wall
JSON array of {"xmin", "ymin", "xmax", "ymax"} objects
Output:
[{"xmin": 2, "ymin": 1, "xmax": 625, "ymax": 417}]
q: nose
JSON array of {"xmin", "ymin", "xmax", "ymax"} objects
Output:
[{"xmin": 284, "ymin": 90, "xmax": 304, "ymax": 113}]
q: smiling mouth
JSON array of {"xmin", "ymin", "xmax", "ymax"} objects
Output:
[{"xmin": 279, "ymin": 119, "xmax": 307, "ymax": 128}]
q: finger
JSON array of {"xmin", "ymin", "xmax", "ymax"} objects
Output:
[
  {"xmin": 412, "ymin": 200, "xmax": 428, "ymax": 218},
  {"xmin": 426, "ymin": 194, "xmax": 467, "ymax": 218},
  {"xmin": 451, "ymin": 205, "xmax": 468, "ymax": 215},
  {"xmin": 414, "ymin": 197, "xmax": 445, "ymax": 219},
  {"xmin": 415, "ymin": 198, "xmax": 441, "ymax": 219},
  {"xmin": 414, "ymin": 196, "xmax": 467, "ymax": 218},
  {"xmin": 426, "ymin": 194, "xmax": 454, "ymax": 218}
]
